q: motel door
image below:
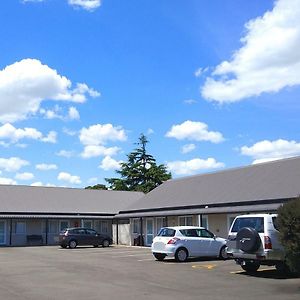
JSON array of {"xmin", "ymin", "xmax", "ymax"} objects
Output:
[
  {"xmin": 0, "ymin": 221, "xmax": 6, "ymax": 245},
  {"xmin": 146, "ymin": 218, "xmax": 154, "ymax": 246}
]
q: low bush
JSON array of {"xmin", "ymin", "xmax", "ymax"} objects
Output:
[{"xmin": 277, "ymin": 197, "xmax": 300, "ymax": 274}]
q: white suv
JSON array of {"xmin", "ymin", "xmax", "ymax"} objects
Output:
[{"xmin": 226, "ymin": 214, "xmax": 287, "ymax": 272}]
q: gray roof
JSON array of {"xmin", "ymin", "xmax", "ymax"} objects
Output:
[
  {"xmin": 120, "ymin": 156, "xmax": 300, "ymax": 214},
  {"xmin": 0, "ymin": 185, "xmax": 144, "ymax": 215}
]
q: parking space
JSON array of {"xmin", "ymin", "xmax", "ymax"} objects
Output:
[{"xmin": 0, "ymin": 246, "xmax": 299, "ymax": 300}]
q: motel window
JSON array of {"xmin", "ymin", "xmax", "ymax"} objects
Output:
[
  {"xmin": 48, "ymin": 220, "xmax": 58, "ymax": 234},
  {"xmin": 156, "ymin": 217, "xmax": 166, "ymax": 234},
  {"xmin": 82, "ymin": 220, "xmax": 93, "ymax": 229},
  {"xmin": 15, "ymin": 221, "xmax": 26, "ymax": 234},
  {"xmin": 132, "ymin": 218, "xmax": 140, "ymax": 234},
  {"xmin": 178, "ymin": 216, "xmax": 193, "ymax": 226},
  {"xmin": 99, "ymin": 221, "xmax": 108, "ymax": 233},
  {"xmin": 201, "ymin": 215, "xmax": 209, "ymax": 229},
  {"xmin": 59, "ymin": 220, "xmax": 69, "ymax": 232}
]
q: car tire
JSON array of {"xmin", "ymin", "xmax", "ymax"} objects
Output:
[
  {"xmin": 236, "ymin": 227, "xmax": 261, "ymax": 253},
  {"xmin": 219, "ymin": 246, "xmax": 227, "ymax": 260},
  {"xmin": 60, "ymin": 244, "xmax": 67, "ymax": 249},
  {"xmin": 241, "ymin": 261, "xmax": 260, "ymax": 273},
  {"xmin": 153, "ymin": 253, "xmax": 166, "ymax": 261},
  {"xmin": 175, "ymin": 247, "xmax": 188, "ymax": 262},
  {"xmin": 102, "ymin": 239, "xmax": 110, "ymax": 247},
  {"xmin": 68, "ymin": 240, "xmax": 77, "ymax": 249}
]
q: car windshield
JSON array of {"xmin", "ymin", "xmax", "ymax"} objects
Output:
[
  {"xmin": 157, "ymin": 228, "xmax": 175, "ymax": 237},
  {"xmin": 231, "ymin": 217, "xmax": 264, "ymax": 233}
]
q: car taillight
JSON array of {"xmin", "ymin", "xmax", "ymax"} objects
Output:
[
  {"xmin": 167, "ymin": 237, "xmax": 180, "ymax": 244},
  {"xmin": 264, "ymin": 236, "xmax": 272, "ymax": 249}
]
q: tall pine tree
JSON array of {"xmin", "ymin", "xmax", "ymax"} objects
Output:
[{"xmin": 105, "ymin": 134, "xmax": 171, "ymax": 193}]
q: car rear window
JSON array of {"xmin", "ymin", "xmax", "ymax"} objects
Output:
[
  {"xmin": 272, "ymin": 217, "xmax": 279, "ymax": 231},
  {"xmin": 157, "ymin": 228, "xmax": 176, "ymax": 237},
  {"xmin": 231, "ymin": 217, "xmax": 264, "ymax": 233}
]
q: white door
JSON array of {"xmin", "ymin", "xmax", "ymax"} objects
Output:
[
  {"xmin": 146, "ymin": 219, "xmax": 154, "ymax": 246},
  {"xmin": 0, "ymin": 221, "xmax": 6, "ymax": 245}
]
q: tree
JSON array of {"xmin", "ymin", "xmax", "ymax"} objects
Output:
[
  {"xmin": 105, "ymin": 134, "xmax": 171, "ymax": 193},
  {"xmin": 276, "ymin": 197, "xmax": 300, "ymax": 274},
  {"xmin": 84, "ymin": 184, "xmax": 108, "ymax": 190}
]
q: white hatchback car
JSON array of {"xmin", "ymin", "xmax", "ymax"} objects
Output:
[{"xmin": 151, "ymin": 226, "xmax": 227, "ymax": 262}]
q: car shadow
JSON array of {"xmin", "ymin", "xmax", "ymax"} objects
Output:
[
  {"xmin": 235, "ymin": 269, "xmax": 300, "ymax": 280},
  {"xmin": 161, "ymin": 256, "xmax": 221, "ymax": 264}
]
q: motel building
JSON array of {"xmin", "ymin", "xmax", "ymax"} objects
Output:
[{"xmin": 1, "ymin": 156, "xmax": 300, "ymax": 247}]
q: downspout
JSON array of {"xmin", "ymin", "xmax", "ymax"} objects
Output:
[
  {"xmin": 9, "ymin": 219, "xmax": 12, "ymax": 246},
  {"xmin": 116, "ymin": 219, "xmax": 119, "ymax": 245},
  {"xmin": 140, "ymin": 217, "xmax": 144, "ymax": 246},
  {"xmin": 45, "ymin": 219, "xmax": 49, "ymax": 245},
  {"xmin": 199, "ymin": 214, "xmax": 203, "ymax": 227}
]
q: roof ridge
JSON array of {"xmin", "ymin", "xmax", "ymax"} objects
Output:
[{"xmin": 167, "ymin": 155, "xmax": 300, "ymax": 183}]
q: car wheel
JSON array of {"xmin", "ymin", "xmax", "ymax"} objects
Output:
[
  {"xmin": 175, "ymin": 248, "xmax": 188, "ymax": 262},
  {"xmin": 236, "ymin": 227, "xmax": 261, "ymax": 253},
  {"xmin": 241, "ymin": 261, "xmax": 260, "ymax": 273},
  {"xmin": 153, "ymin": 253, "xmax": 166, "ymax": 261},
  {"xmin": 219, "ymin": 246, "xmax": 227, "ymax": 260},
  {"xmin": 68, "ymin": 240, "xmax": 77, "ymax": 249},
  {"xmin": 102, "ymin": 239, "xmax": 110, "ymax": 247}
]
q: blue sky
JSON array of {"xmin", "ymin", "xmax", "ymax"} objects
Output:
[{"xmin": 0, "ymin": 0, "xmax": 300, "ymax": 188}]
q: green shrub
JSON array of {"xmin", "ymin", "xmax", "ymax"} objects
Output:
[{"xmin": 277, "ymin": 197, "xmax": 300, "ymax": 274}]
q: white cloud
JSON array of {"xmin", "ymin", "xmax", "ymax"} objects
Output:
[
  {"xmin": 57, "ymin": 172, "xmax": 81, "ymax": 185},
  {"xmin": 56, "ymin": 150, "xmax": 75, "ymax": 158},
  {"xmin": 166, "ymin": 120, "xmax": 224, "ymax": 143},
  {"xmin": 167, "ymin": 157, "xmax": 225, "ymax": 176},
  {"xmin": 201, "ymin": 0, "xmax": 300, "ymax": 103},
  {"xmin": 63, "ymin": 127, "xmax": 77, "ymax": 136},
  {"xmin": 181, "ymin": 144, "xmax": 196, "ymax": 154},
  {"xmin": 30, "ymin": 181, "xmax": 43, "ymax": 186},
  {"xmin": 0, "ymin": 59, "xmax": 99, "ymax": 123},
  {"xmin": 147, "ymin": 128, "xmax": 154, "ymax": 135},
  {"xmin": 0, "ymin": 123, "xmax": 56, "ymax": 144},
  {"xmin": 22, "ymin": 0, "xmax": 44, "ymax": 2},
  {"xmin": 0, "ymin": 157, "xmax": 29, "ymax": 172},
  {"xmin": 183, "ymin": 99, "xmax": 198, "ymax": 105},
  {"xmin": 194, "ymin": 68, "xmax": 203, "ymax": 77},
  {"xmin": 41, "ymin": 131, "xmax": 57, "ymax": 143},
  {"xmin": 68, "ymin": 0, "xmax": 101, "ymax": 12},
  {"xmin": 0, "ymin": 177, "xmax": 17, "ymax": 185},
  {"xmin": 81, "ymin": 145, "xmax": 120, "ymax": 159},
  {"xmin": 40, "ymin": 105, "xmax": 63, "ymax": 120},
  {"xmin": 35, "ymin": 163, "xmax": 58, "ymax": 171},
  {"xmin": 30, "ymin": 181, "xmax": 56, "ymax": 187},
  {"xmin": 79, "ymin": 123, "xmax": 127, "ymax": 146},
  {"xmin": 68, "ymin": 106, "xmax": 80, "ymax": 120},
  {"xmin": 99, "ymin": 156, "xmax": 122, "ymax": 171},
  {"xmin": 40, "ymin": 105, "xmax": 80, "ymax": 121},
  {"xmin": 15, "ymin": 172, "xmax": 34, "ymax": 181},
  {"xmin": 240, "ymin": 139, "xmax": 300, "ymax": 164}
]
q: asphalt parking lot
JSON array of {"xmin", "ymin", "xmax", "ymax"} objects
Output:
[{"xmin": 0, "ymin": 246, "xmax": 299, "ymax": 300}]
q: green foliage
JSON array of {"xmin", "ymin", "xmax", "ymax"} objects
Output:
[
  {"xmin": 105, "ymin": 134, "xmax": 171, "ymax": 193},
  {"xmin": 277, "ymin": 197, "xmax": 300, "ymax": 274},
  {"xmin": 84, "ymin": 184, "xmax": 108, "ymax": 190}
]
